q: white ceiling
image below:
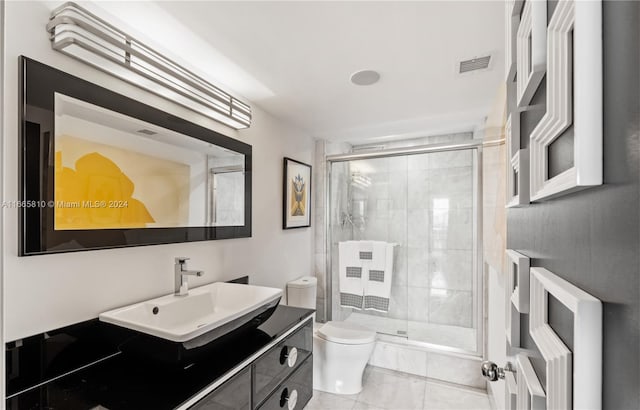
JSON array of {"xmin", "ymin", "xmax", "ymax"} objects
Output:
[{"xmin": 115, "ymin": 1, "xmax": 506, "ymax": 143}]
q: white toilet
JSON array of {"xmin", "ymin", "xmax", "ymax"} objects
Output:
[
  {"xmin": 312, "ymin": 321, "xmax": 376, "ymax": 394},
  {"xmin": 286, "ymin": 277, "xmax": 376, "ymax": 395}
]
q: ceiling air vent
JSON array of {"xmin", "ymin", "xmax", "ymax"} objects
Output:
[
  {"xmin": 459, "ymin": 55, "xmax": 492, "ymax": 74},
  {"xmin": 137, "ymin": 129, "xmax": 158, "ymax": 136}
]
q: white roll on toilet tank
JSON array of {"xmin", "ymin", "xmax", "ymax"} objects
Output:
[{"xmin": 286, "ymin": 276, "xmax": 317, "ymax": 309}]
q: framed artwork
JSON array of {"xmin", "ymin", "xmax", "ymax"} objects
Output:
[
  {"xmin": 283, "ymin": 157, "xmax": 312, "ymax": 229},
  {"xmin": 530, "ymin": 267, "xmax": 602, "ymax": 409},
  {"xmin": 529, "ymin": 0, "xmax": 603, "ymax": 201}
]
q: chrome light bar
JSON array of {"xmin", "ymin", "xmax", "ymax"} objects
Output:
[{"xmin": 46, "ymin": 2, "xmax": 252, "ymax": 129}]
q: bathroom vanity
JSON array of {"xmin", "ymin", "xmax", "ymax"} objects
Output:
[{"xmin": 5, "ymin": 305, "xmax": 314, "ymax": 409}]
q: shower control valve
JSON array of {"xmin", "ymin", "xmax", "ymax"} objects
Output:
[{"xmin": 480, "ymin": 360, "xmax": 515, "ymax": 382}]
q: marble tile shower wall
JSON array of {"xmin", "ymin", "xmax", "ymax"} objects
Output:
[
  {"xmin": 329, "ymin": 160, "xmax": 355, "ymax": 322},
  {"xmin": 405, "ymin": 150, "xmax": 475, "ymax": 328},
  {"xmin": 350, "ymin": 155, "xmax": 409, "ymax": 323},
  {"xmin": 323, "ymin": 132, "xmax": 476, "ymax": 329},
  {"xmin": 314, "ymin": 140, "xmax": 352, "ymax": 322},
  {"xmin": 313, "ymin": 140, "xmax": 327, "ymax": 321}
]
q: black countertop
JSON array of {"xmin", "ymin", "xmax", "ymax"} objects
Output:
[{"xmin": 6, "ymin": 305, "xmax": 314, "ymax": 410}]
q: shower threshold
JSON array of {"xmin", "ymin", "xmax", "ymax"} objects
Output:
[{"xmin": 345, "ymin": 312, "xmax": 476, "ymax": 352}]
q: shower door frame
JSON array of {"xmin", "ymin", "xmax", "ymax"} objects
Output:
[{"xmin": 325, "ymin": 140, "xmax": 485, "ymax": 357}]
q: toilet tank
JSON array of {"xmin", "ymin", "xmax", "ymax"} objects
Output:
[{"xmin": 286, "ymin": 276, "xmax": 317, "ymax": 309}]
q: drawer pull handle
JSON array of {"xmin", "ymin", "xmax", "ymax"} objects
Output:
[
  {"xmin": 279, "ymin": 346, "xmax": 298, "ymax": 367},
  {"xmin": 279, "ymin": 387, "xmax": 298, "ymax": 410}
]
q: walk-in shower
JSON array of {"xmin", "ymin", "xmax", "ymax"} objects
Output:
[{"xmin": 326, "ymin": 138, "xmax": 483, "ymax": 356}]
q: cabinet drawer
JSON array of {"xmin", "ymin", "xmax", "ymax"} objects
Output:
[
  {"xmin": 190, "ymin": 366, "xmax": 251, "ymax": 410},
  {"xmin": 253, "ymin": 320, "xmax": 312, "ymax": 406},
  {"xmin": 257, "ymin": 356, "xmax": 312, "ymax": 410}
]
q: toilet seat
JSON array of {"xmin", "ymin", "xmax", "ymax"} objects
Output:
[{"xmin": 317, "ymin": 321, "xmax": 375, "ymax": 345}]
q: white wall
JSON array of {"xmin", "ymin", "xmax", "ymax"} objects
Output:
[
  {"xmin": 486, "ymin": 264, "xmax": 507, "ymax": 409},
  {"xmin": 480, "ymin": 85, "xmax": 507, "ymax": 408},
  {"xmin": 0, "ymin": 0, "xmax": 5, "ymax": 401},
  {"xmin": 2, "ymin": 1, "xmax": 315, "ymax": 343}
]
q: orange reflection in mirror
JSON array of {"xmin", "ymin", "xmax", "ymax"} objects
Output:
[{"xmin": 54, "ymin": 151, "xmax": 155, "ymax": 229}]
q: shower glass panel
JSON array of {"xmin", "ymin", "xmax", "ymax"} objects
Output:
[
  {"xmin": 329, "ymin": 146, "xmax": 480, "ymax": 354},
  {"xmin": 330, "ymin": 156, "xmax": 409, "ymax": 337}
]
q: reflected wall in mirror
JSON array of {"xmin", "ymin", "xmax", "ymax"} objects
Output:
[
  {"xmin": 20, "ymin": 57, "xmax": 252, "ymax": 255},
  {"xmin": 54, "ymin": 94, "xmax": 245, "ymax": 230}
]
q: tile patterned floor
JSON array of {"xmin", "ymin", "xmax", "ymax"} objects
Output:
[{"xmin": 304, "ymin": 366, "xmax": 492, "ymax": 410}]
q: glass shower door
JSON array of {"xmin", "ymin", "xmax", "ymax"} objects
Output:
[
  {"xmin": 329, "ymin": 156, "xmax": 408, "ymax": 338},
  {"xmin": 405, "ymin": 148, "xmax": 479, "ymax": 352},
  {"xmin": 328, "ymin": 145, "xmax": 481, "ymax": 354}
]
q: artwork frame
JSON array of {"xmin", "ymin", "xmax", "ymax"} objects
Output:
[
  {"xmin": 510, "ymin": 0, "xmax": 524, "ymax": 17},
  {"xmin": 529, "ymin": 0, "xmax": 603, "ymax": 201},
  {"xmin": 283, "ymin": 157, "xmax": 312, "ymax": 229},
  {"xmin": 516, "ymin": 354, "xmax": 546, "ymax": 410},
  {"xmin": 529, "ymin": 267, "xmax": 602, "ymax": 410},
  {"xmin": 505, "ymin": 113, "xmax": 530, "ymax": 208},
  {"xmin": 506, "ymin": 249, "xmax": 530, "ymax": 314},
  {"xmin": 504, "ymin": 1, "xmax": 520, "ymax": 82},
  {"xmin": 516, "ymin": 0, "xmax": 546, "ymax": 107},
  {"xmin": 505, "ymin": 370, "xmax": 517, "ymax": 410},
  {"xmin": 505, "ymin": 249, "xmax": 530, "ymax": 356}
]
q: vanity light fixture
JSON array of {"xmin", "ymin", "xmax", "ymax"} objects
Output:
[{"xmin": 46, "ymin": 2, "xmax": 252, "ymax": 129}]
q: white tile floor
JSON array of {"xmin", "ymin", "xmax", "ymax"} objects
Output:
[{"xmin": 304, "ymin": 366, "xmax": 492, "ymax": 410}]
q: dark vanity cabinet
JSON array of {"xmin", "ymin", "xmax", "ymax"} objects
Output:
[
  {"xmin": 190, "ymin": 367, "xmax": 252, "ymax": 410},
  {"xmin": 5, "ymin": 306, "xmax": 314, "ymax": 410},
  {"xmin": 257, "ymin": 357, "xmax": 313, "ymax": 410},
  {"xmin": 190, "ymin": 319, "xmax": 313, "ymax": 410},
  {"xmin": 253, "ymin": 320, "xmax": 313, "ymax": 407}
]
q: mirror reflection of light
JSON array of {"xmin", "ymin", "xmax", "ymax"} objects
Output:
[
  {"xmin": 431, "ymin": 271, "xmax": 448, "ymax": 297},
  {"xmin": 350, "ymin": 172, "xmax": 372, "ymax": 188},
  {"xmin": 430, "ymin": 288, "xmax": 448, "ymax": 297},
  {"xmin": 431, "ymin": 271, "xmax": 447, "ymax": 290},
  {"xmin": 350, "ymin": 162, "xmax": 375, "ymax": 175},
  {"xmin": 432, "ymin": 198, "xmax": 450, "ymax": 248}
]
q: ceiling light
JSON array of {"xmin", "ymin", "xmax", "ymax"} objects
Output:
[
  {"xmin": 350, "ymin": 70, "xmax": 380, "ymax": 86},
  {"xmin": 46, "ymin": 2, "xmax": 252, "ymax": 130}
]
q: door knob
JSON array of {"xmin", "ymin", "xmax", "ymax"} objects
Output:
[{"xmin": 480, "ymin": 361, "xmax": 515, "ymax": 382}]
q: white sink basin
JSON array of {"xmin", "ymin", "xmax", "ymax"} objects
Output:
[{"xmin": 99, "ymin": 282, "xmax": 282, "ymax": 342}]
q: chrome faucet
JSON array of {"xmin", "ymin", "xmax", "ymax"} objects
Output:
[{"xmin": 174, "ymin": 257, "xmax": 204, "ymax": 296}]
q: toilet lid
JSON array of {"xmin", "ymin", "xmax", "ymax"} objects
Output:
[{"xmin": 317, "ymin": 321, "xmax": 376, "ymax": 345}]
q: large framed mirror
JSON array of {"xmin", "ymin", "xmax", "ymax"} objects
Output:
[{"xmin": 19, "ymin": 57, "xmax": 252, "ymax": 255}]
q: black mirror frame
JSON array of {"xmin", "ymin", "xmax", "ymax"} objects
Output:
[{"xmin": 19, "ymin": 56, "xmax": 252, "ymax": 256}]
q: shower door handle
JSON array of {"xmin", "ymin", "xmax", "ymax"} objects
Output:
[{"xmin": 480, "ymin": 360, "xmax": 515, "ymax": 382}]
